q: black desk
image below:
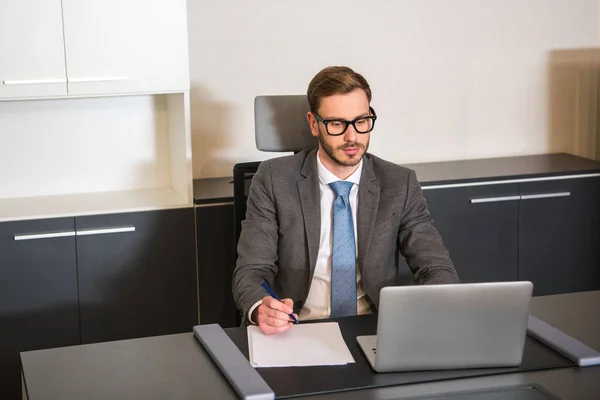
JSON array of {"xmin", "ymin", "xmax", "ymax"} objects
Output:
[
  {"xmin": 20, "ymin": 291, "xmax": 600, "ymax": 400},
  {"xmin": 224, "ymin": 314, "xmax": 572, "ymax": 398}
]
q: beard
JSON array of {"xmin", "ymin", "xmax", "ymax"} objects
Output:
[{"xmin": 318, "ymin": 127, "xmax": 369, "ymax": 167}]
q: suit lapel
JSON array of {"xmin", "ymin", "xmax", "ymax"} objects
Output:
[
  {"xmin": 297, "ymin": 149, "xmax": 321, "ymax": 282},
  {"xmin": 357, "ymin": 155, "xmax": 380, "ymax": 275}
]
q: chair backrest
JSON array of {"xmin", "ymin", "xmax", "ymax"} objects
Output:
[
  {"xmin": 254, "ymin": 95, "xmax": 318, "ymax": 152},
  {"xmin": 234, "ymin": 95, "xmax": 318, "ymax": 246}
]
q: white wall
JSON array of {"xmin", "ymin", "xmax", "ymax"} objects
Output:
[{"xmin": 187, "ymin": 0, "xmax": 600, "ymax": 179}]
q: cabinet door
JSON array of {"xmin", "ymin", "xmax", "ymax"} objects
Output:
[
  {"xmin": 400, "ymin": 184, "xmax": 520, "ymax": 284},
  {"xmin": 0, "ymin": 0, "xmax": 67, "ymax": 99},
  {"xmin": 61, "ymin": 0, "xmax": 189, "ymax": 96},
  {"xmin": 196, "ymin": 204, "xmax": 238, "ymax": 328},
  {"xmin": 76, "ymin": 208, "xmax": 197, "ymax": 344},
  {"xmin": 519, "ymin": 177, "xmax": 600, "ymax": 296},
  {"xmin": 0, "ymin": 218, "xmax": 79, "ymax": 400}
]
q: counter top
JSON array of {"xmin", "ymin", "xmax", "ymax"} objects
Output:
[
  {"xmin": 193, "ymin": 153, "xmax": 600, "ymax": 205},
  {"xmin": 193, "ymin": 177, "xmax": 233, "ymax": 205},
  {"xmin": 404, "ymin": 152, "xmax": 600, "ymax": 186}
]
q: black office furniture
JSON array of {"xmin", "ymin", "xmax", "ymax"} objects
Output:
[
  {"xmin": 194, "ymin": 153, "xmax": 600, "ymax": 327},
  {"xmin": 233, "ymin": 161, "xmax": 261, "ymax": 246},
  {"xmin": 0, "ymin": 218, "xmax": 80, "ymax": 400},
  {"xmin": 0, "ymin": 208, "xmax": 197, "ymax": 400},
  {"xmin": 222, "ymin": 315, "xmax": 573, "ymax": 398},
  {"xmin": 20, "ymin": 291, "xmax": 600, "ymax": 400}
]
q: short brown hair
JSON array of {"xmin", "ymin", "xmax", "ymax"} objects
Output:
[{"xmin": 307, "ymin": 66, "xmax": 372, "ymax": 113}]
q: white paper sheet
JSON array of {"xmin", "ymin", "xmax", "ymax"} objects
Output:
[{"xmin": 247, "ymin": 322, "xmax": 355, "ymax": 367}]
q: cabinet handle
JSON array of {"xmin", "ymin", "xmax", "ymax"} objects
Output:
[
  {"xmin": 68, "ymin": 77, "xmax": 129, "ymax": 83},
  {"xmin": 521, "ymin": 192, "xmax": 571, "ymax": 200},
  {"xmin": 3, "ymin": 78, "xmax": 67, "ymax": 85},
  {"xmin": 470, "ymin": 195, "xmax": 521, "ymax": 204},
  {"xmin": 14, "ymin": 231, "xmax": 76, "ymax": 241},
  {"xmin": 76, "ymin": 226, "xmax": 135, "ymax": 236}
]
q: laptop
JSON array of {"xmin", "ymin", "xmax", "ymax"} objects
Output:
[{"xmin": 357, "ymin": 281, "xmax": 533, "ymax": 372}]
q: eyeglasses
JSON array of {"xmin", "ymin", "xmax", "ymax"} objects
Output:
[{"xmin": 312, "ymin": 107, "xmax": 377, "ymax": 136}]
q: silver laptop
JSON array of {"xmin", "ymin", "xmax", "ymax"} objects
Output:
[{"xmin": 357, "ymin": 281, "xmax": 533, "ymax": 372}]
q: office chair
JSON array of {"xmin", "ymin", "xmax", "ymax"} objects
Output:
[
  {"xmin": 232, "ymin": 95, "xmax": 317, "ymax": 246},
  {"xmin": 229, "ymin": 95, "xmax": 317, "ymax": 325},
  {"xmin": 233, "ymin": 161, "xmax": 261, "ymax": 246}
]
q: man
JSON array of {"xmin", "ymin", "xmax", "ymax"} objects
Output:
[{"xmin": 233, "ymin": 66, "xmax": 459, "ymax": 335}]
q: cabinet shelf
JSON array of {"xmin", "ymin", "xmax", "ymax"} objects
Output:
[
  {"xmin": 0, "ymin": 92, "xmax": 192, "ymax": 221},
  {"xmin": 0, "ymin": 187, "xmax": 190, "ymax": 222}
]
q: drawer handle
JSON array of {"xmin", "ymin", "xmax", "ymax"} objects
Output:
[
  {"xmin": 68, "ymin": 76, "xmax": 129, "ymax": 83},
  {"xmin": 14, "ymin": 231, "xmax": 75, "ymax": 241},
  {"xmin": 470, "ymin": 195, "xmax": 521, "ymax": 204},
  {"xmin": 521, "ymin": 192, "xmax": 571, "ymax": 200},
  {"xmin": 3, "ymin": 78, "xmax": 67, "ymax": 85},
  {"xmin": 76, "ymin": 226, "xmax": 135, "ymax": 236}
]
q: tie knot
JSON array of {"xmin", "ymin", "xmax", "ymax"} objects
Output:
[{"xmin": 329, "ymin": 181, "xmax": 353, "ymax": 198}]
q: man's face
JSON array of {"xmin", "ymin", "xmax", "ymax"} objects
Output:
[{"xmin": 308, "ymin": 89, "xmax": 371, "ymax": 168}]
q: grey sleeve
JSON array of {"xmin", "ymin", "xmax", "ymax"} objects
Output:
[
  {"xmin": 397, "ymin": 169, "xmax": 460, "ymax": 284},
  {"xmin": 232, "ymin": 161, "xmax": 279, "ymax": 324}
]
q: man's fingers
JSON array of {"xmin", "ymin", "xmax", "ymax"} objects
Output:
[
  {"xmin": 260, "ymin": 305, "xmax": 291, "ymax": 321},
  {"xmin": 259, "ymin": 314, "xmax": 291, "ymax": 327},
  {"xmin": 257, "ymin": 296, "xmax": 297, "ymax": 335},
  {"xmin": 262, "ymin": 296, "xmax": 294, "ymax": 314},
  {"xmin": 257, "ymin": 307, "xmax": 290, "ymax": 326},
  {"xmin": 282, "ymin": 298, "xmax": 294, "ymax": 309},
  {"xmin": 259, "ymin": 322, "xmax": 292, "ymax": 335}
]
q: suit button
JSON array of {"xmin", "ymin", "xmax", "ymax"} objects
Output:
[{"xmin": 295, "ymin": 300, "xmax": 304, "ymax": 308}]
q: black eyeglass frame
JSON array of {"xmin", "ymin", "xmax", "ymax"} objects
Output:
[{"xmin": 312, "ymin": 107, "xmax": 377, "ymax": 136}]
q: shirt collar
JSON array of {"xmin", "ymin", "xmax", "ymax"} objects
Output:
[{"xmin": 316, "ymin": 149, "xmax": 363, "ymax": 186}]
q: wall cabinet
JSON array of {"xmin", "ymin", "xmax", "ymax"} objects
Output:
[
  {"xmin": 62, "ymin": 0, "xmax": 189, "ymax": 96},
  {"xmin": 0, "ymin": 0, "xmax": 67, "ymax": 99},
  {"xmin": 77, "ymin": 208, "xmax": 197, "ymax": 344},
  {"xmin": 518, "ymin": 177, "xmax": 600, "ymax": 295},
  {"xmin": 419, "ymin": 177, "xmax": 600, "ymax": 296},
  {"xmin": 421, "ymin": 184, "xmax": 520, "ymax": 283},
  {"xmin": 0, "ymin": 0, "xmax": 189, "ymax": 100},
  {"xmin": 0, "ymin": 218, "xmax": 80, "ymax": 400},
  {"xmin": 0, "ymin": 2, "xmax": 193, "ymax": 397},
  {"xmin": 0, "ymin": 0, "xmax": 192, "ymax": 217},
  {"xmin": 0, "ymin": 208, "xmax": 197, "ymax": 400}
]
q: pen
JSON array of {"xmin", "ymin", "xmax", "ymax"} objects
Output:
[{"xmin": 260, "ymin": 281, "xmax": 299, "ymax": 324}]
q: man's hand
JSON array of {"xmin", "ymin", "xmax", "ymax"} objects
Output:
[{"xmin": 253, "ymin": 296, "xmax": 298, "ymax": 335}]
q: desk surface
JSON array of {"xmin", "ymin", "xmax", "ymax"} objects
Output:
[
  {"xmin": 21, "ymin": 291, "xmax": 600, "ymax": 400},
  {"xmin": 193, "ymin": 153, "xmax": 600, "ymax": 204}
]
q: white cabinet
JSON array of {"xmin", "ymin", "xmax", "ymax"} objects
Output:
[
  {"xmin": 0, "ymin": 0, "xmax": 190, "ymax": 100},
  {"xmin": 0, "ymin": 1, "xmax": 192, "ymax": 221},
  {"xmin": 62, "ymin": 0, "xmax": 190, "ymax": 96},
  {"xmin": 0, "ymin": 0, "xmax": 68, "ymax": 99}
]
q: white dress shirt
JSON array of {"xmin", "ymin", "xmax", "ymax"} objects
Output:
[
  {"xmin": 299, "ymin": 151, "xmax": 371, "ymax": 320},
  {"xmin": 248, "ymin": 150, "xmax": 372, "ymax": 323}
]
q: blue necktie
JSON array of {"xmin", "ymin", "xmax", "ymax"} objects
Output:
[{"xmin": 329, "ymin": 181, "xmax": 357, "ymax": 318}]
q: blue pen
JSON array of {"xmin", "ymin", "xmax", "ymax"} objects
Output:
[{"xmin": 260, "ymin": 281, "xmax": 299, "ymax": 324}]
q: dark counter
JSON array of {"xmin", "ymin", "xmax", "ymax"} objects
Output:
[{"xmin": 193, "ymin": 153, "xmax": 600, "ymax": 205}]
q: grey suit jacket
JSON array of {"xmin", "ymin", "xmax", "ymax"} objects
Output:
[{"xmin": 232, "ymin": 148, "xmax": 458, "ymax": 323}]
